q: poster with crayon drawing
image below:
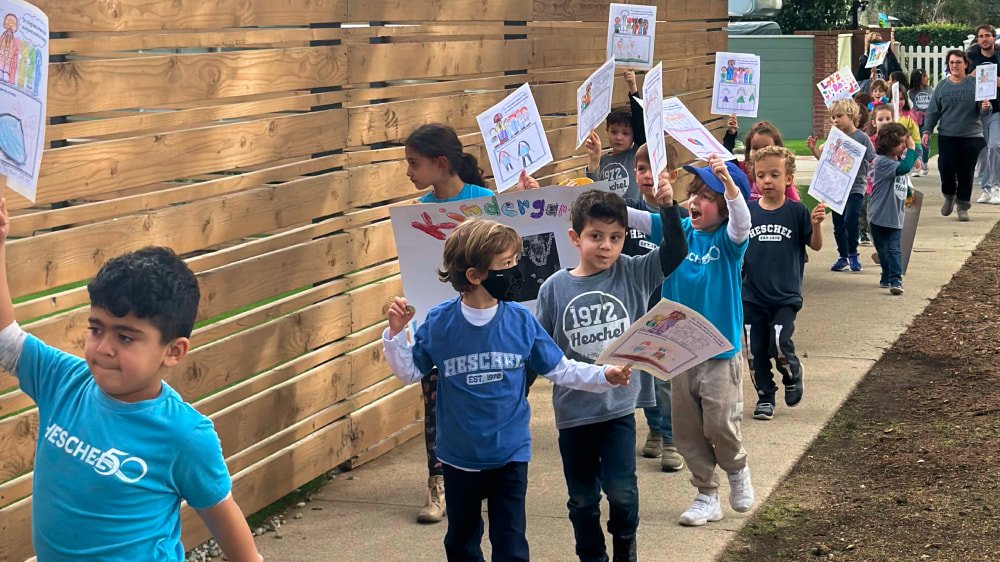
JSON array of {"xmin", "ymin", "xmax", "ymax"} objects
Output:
[
  {"xmin": 711, "ymin": 52, "xmax": 761, "ymax": 118},
  {"xmin": 576, "ymin": 58, "xmax": 616, "ymax": 149},
  {"xmin": 0, "ymin": 0, "xmax": 47, "ymax": 202},
  {"xmin": 390, "ymin": 183, "xmax": 613, "ymax": 327},
  {"xmin": 865, "ymin": 41, "xmax": 890, "ymax": 68},
  {"xmin": 975, "ymin": 63, "xmax": 997, "ymax": 101},
  {"xmin": 641, "ymin": 62, "xmax": 667, "ymax": 178},
  {"xmin": 595, "ymin": 299, "xmax": 733, "ymax": 381},
  {"xmin": 662, "ymin": 96, "xmax": 735, "ymax": 161},
  {"xmin": 606, "ymin": 3, "xmax": 657, "ymax": 70},
  {"xmin": 807, "ymin": 127, "xmax": 866, "ymax": 215},
  {"xmin": 477, "ymin": 83, "xmax": 553, "ymax": 192},
  {"xmin": 816, "ymin": 67, "xmax": 861, "ymax": 108}
]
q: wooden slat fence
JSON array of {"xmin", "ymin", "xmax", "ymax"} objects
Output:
[{"xmin": 0, "ymin": 1, "xmax": 728, "ymax": 559}]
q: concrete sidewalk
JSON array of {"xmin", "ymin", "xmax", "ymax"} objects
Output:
[{"xmin": 257, "ymin": 172, "xmax": 1000, "ymax": 562}]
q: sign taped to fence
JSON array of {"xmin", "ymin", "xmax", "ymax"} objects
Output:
[
  {"xmin": 662, "ymin": 96, "xmax": 735, "ymax": 161},
  {"xmin": 391, "ymin": 183, "xmax": 611, "ymax": 326},
  {"xmin": 711, "ymin": 51, "xmax": 761, "ymax": 118},
  {"xmin": 577, "ymin": 58, "xmax": 617, "ymax": 149},
  {"xmin": 607, "ymin": 2, "xmax": 656, "ymax": 69},
  {"xmin": 866, "ymin": 42, "xmax": 890, "ymax": 68},
  {"xmin": 807, "ymin": 127, "xmax": 866, "ymax": 215},
  {"xmin": 0, "ymin": 0, "xmax": 48, "ymax": 202},
  {"xmin": 595, "ymin": 299, "xmax": 733, "ymax": 381},
  {"xmin": 817, "ymin": 67, "xmax": 861, "ymax": 108},
  {"xmin": 975, "ymin": 63, "xmax": 997, "ymax": 101},
  {"xmin": 477, "ymin": 83, "xmax": 553, "ymax": 192},
  {"xmin": 642, "ymin": 62, "xmax": 667, "ymax": 178}
]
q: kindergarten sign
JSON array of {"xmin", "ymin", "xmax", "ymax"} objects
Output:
[{"xmin": 391, "ymin": 184, "xmax": 611, "ymax": 326}]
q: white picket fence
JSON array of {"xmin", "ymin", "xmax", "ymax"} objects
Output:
[{"xmin": 899, "ymin": 36, "xmax": 974, "ymax": 86}]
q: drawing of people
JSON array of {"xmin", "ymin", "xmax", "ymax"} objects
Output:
[
  {"xmin": 616, "ymin": 37, "xmax": 624, "ymax": 55},
  {"xmin": 641, "ymin": 18, "xmax": 648, "ymax": 35},
  {"xmin": 736, "ymin": 88, "xmax": 746, "ymax": 106},
  {"xmin": 614, "ymin": 17, "xmax": 621, "ymax": 34},
  {"xmin": 726, "ymin": 60, "xmax": 736, "ymax": 82},
  {"xmin": 499, "ymin": 150, "xmax": 514, "ymax": 171},
  {"xmin": 581, "ymin": 82, "xmax": 592, "ymax": 111},
  {"xmin": 518, "ymin": 141, "xmax": 533, "ymax": 167},
  {"xmin": 0, "ymin": 14, "xmax": 19, "ymax": 84}
]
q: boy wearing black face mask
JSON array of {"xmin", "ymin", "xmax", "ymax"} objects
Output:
[
  {"xmin": 383, "ymin": 218, "xmax": 633, "ymax": 562},
  {"xmin": 534, "ymin": 178, "xmax": 686, "ymax": 562}
]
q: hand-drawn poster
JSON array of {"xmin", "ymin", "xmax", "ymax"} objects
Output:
[
  {"xmin": 0, "ymin": 0, "xmax": 47, "ymax": 202},
  {"xmin": 391, "ymin": 183, "xmax": 613, "ymax": 326},
  {"xmin": 711, "ymin": 51, "xmax": 761, "ymax": 118},
  {"xmin": 817, "ymin": 67, "xmax": 861, "ymax": 108},
  {"xmin": 662, "ymin": 96, "xmax": 735, "ymax": 161},
  {"xmin": 975, "ymin": 63, "xmax": 997, "ymax": 101},
  {"xmin": 641, "ymin": 62, "xmax": 667, "ymax": 179},
  {"xmin": 606, "ymin": 3, "xmax": 657, "ymax": 70},
  {"xmin": 477, "ymin": 83, "xmax": 553, "ymax": 192},
  {"xmin": 576, "ymin": 58, "xmax": 616, "ymax": 149},
  {"xmin": 595, "ymin": 299, "xmax": 733, "ymax": 381},
  {"xmin": 865, "ymin": 42, "xmax": 890, "ymax": 68},
  {"xmin": 807, "ymin": 126, "xmax": 866, "ymax": 215},
  {"xmin": 891, "ymin": 82, "xmax": 901, "ymax": 121}
]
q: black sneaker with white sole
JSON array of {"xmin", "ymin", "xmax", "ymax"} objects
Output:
[
  {"xmin": 752, "ymin": 402, "xmax": 775, "ymax": 420},
  {"xmin": 784, "ymin": 376, "xmax": 804, "ymax": 407}
]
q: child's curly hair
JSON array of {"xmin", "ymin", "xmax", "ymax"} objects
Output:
[
  {"xmin": 750, "ymin": 145, "xmax": 796, "ymax": 178},
  {"xmin": 875, "ymin": 123, "xmax": 909, "ymax": 156},
  {"xmin": 829, "ymin": 98, "xmax": 861, "ymax": 127}
]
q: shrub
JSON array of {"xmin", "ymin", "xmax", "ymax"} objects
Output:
[{"xmin": 894, "ymin": 24, "xmax": 972, "ymax": 48}]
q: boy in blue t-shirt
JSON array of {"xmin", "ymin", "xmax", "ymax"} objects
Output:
[
  {"xmin": 0, "ymin": 200, "xmax": 261, "ymax": 562},
  {"xmin": 743, "ymin": 146, "xmax": 826, "ymax": 421},
  {"xmin": 382, "ymin": 218, "xmax": 631, "ymax": 562}
]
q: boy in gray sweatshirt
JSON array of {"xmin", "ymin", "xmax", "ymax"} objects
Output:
[{"xmin": 535, "ymin": 177, "xmax": 686, "ymax": 562}]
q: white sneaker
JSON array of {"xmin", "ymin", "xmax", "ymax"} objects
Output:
[
  {"xmin": 991, "ymin": 191, "xmax": 1000, "ymax": 205},
  {"xmin": 727, "ymin": 466, "xmax": 756, "ymax": 513},
  {"xmin": 678, "ymin": 493, "xmax": 723, "ymax": 526},
  {"xmin": 921, "ymin": 169, "xmax": 929, "ymax": 176},
  {"xmin": 978, "ymin": 188, "xmax": 993, "ymax": 203}
]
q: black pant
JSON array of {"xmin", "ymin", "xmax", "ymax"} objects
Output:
[
  {"xmin": 870, "ymin": 224, "xmax": 902, "ymax": 285},
  {"xmin": 743, "ymin": 302, "xmax": 802, "ymax": 404},
  {"xmin": 831, "ymin": 192, "xmax": 863, "ymax": 258},
  {"xmin": 421, "ymin": 368, "xmax": 443, "ymax": 477},
  {"xmin": 938, "ymin": 135, "xmax": 986, "ymax": 204},
  {"xmin": 442, "ymin": 462, "xmax": 529, "ymax": 562}
]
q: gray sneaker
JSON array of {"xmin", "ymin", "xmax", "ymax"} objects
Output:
[
  {"xmin": 941, "ymin": 195, "xmax": 955, "ymax": 216},
  {"xmin": 957, "ymin": 208, "xmax": 970, "ymax": 221}
]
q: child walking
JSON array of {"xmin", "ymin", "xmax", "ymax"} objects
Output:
[
  {"xmin": 722, "ymin": 118, "xmax": 801, "ymax": 203},
  {"xmin": 807, "ymin": 99, "xmax": 876, "ymax": 273},
  {"xmin": 383, "ymin": 219, "xmax": 631, "ymax": 562},
  {"xmin": 0, "ymin": 207, "xmax": 261, "ymax": 561},
  {"xmin": 869, "ymin": 123, "xmax": 919, "ymax": 295},
  {"xmin": 908, "ymin": 68, "xmax": 932, "ymax": 175},
  {"xmin": 585, "ymin": 69, "xmax": 646, "ymax": 200},
  {"xmin": 536, "ymin": 176, "xmax": 686, "ymax": 561},
  {"xmin": 742, "ymin": 146, "xmax": 826, "ymax": 420}
]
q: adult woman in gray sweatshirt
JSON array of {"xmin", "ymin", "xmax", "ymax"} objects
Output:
[{"xmin": 922, "ymin": 49, "xmax": 992, "ymax": 221}]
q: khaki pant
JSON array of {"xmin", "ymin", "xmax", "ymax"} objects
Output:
[{"xmin": 670, "ymin": 356, "xmax": 747, "ymax": 493}]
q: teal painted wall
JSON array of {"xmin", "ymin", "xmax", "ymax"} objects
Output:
[{"xmin": 727, "ymin": 36, "xmax": 814, "ymax": 140}]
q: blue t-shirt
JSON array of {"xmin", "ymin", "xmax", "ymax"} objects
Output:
[
  {"xmin": 419, "ymin": 183, "xmax": 494, "ymax": 203},
  {"xmin": 659, "ymin": 218, "xmax": 748, "ymax": 358},
  {"xmin": 17, "ymin": 335, "xmax": 231, "ymax": 561},
  {"xmin": 412, "ymin": 298, "xmax": 564, "ymax": 469}
]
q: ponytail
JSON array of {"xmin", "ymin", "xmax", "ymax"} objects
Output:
[{"xmin": 404, "ymin": 123, "xmax": 487, "ymax": 188}]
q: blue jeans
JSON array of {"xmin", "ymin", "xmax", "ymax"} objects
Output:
[
  {"xmin": 832, "ymin": 192, "xmax": 863, "ymax": 258},
  {"xmin": 870, "ymin": 224, "xmax": 902, "ymax": 285},
  {"xmin": 558, "ymin": 414, "xmax": 639, "ymax": 562},
  {"xmin": 442, "ymin": 462, "xmax": 529, "ymax": 562},
  {"xmin": 641, "ymin": 379, "xmax": 673, "ymax": 443}
]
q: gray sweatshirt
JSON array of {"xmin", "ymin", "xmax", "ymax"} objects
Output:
[
  {"xmin": 868, "ymin": 150, "xmax": 918, "ymax": 229},
  {"xmin": 922, "ymin": 76, "xmax": 987, "ymax": 138}
]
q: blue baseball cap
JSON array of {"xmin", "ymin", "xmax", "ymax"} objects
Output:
[{"xmin": 682, "ymin": 160, "xmax": 751, "ymax": 202}]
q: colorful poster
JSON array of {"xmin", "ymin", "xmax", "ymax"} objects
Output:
[
  {"xmin": 390, "ymin": 183, "xmax": 612, "ymax": 326},
  {"xmin": 641, "ymin": 62, "xmax": 667, "ymax": 179},
  {"xmin": 606, "ymin": 3, "xmax": 657, "ymax": 70},
  {"xmin": 807, "ymin": 127, "xmax": 866, "ymax": 215},
  {"xmin": 865, "ymin": 41, "xmax": 890, "ymax": 69},
  {"xmin": 595, "ymin": 299, "xmax": 733, "ymax": 381},
  {"xmin": 975, "ymin": 63, "xmax": 997, "ymax": 101},
  {"xmin": 817, "ymin": 67, "xmax": 861, "ymax": 108},
  {"xmin": 0, "ymin": 0, "xmax": 48, "ymax": 202},
  {"xmin": 878, "ymin": 12, "xmax": 889, "ymax": 28},
  {"xmin": 662, "ymin": 96, "xmax": 735, "ymax": 161},
  {"xmin": 711, "ymin": 51, "xmax": 761, "ymax": 118},
  {"xmin": 576, "ymin": 58, "xmax": 616, "ymax": 149},
  {"xmin": 477, "ymin": 83, "xmax": 553, "ymax": 192}
]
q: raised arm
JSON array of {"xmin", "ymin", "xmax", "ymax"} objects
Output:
[
  {"xmin": 652, "ymin": 170, "xmax": 687, "ymax": 276},
  {"xmin": 0, "ymin": 199, "xmax": 14, "ymax": 331},
  {"xmin": 629, "ymin": 90, "xmax": 647, "ymax": 147}
]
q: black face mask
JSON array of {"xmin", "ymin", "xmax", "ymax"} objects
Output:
[{"xmin": 481, "ymin": 264, "xmax": 523, "ymax": 302}]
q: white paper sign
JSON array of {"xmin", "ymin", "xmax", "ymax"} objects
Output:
[
  {"xmin": 807, "ymin": 127, "xmax": 866, "ymax": 215},
  {"xmin": 641, "ymin": 62, "xmax": 667, "ymax": 178},
  {"xmin": 662, "ymin": 97, "xmax": 735, "ymax": 161},
  {"xmin": 712, "ymin": 52, "xmax": 761, "ymax": 118},
  {"xmin": 975, "ymin": 63, "xmax": 997, "ymax": 101},
  {"xmin": 891, "ymin": 82, "xmax": 901, "ymax": 121},
  {"xmin": 596, "ymin": 299, "xmax": 733, "ymax": 381},
  {"xmin": 576, "ymin": 58, "xmax": 616, "ymax": 149},
  {"xmin": 816, "ymin": 67, "xmax": 861, "ymax": 108},
  {"xmin": 477, "ymin": 83, "xmax": 553, "ymax": 192},
  {"xmin": 865, "ymin": 42, "xmax": 890, "ymax": 68},
  {"xmin": 391, "ymin": 183, "xmax": 612, "ymax": 326},
  {"xmin": 607, "ymin": 3, "xmax": 657, "ymax": 70},
  {"xmin": 0, "ymin": 0, "xmax": 48, "ymax": 202}
]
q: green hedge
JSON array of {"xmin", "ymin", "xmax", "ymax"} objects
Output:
[{"xmin": 894, "ymin": 24, "xmax": 972, "ymax": 47}]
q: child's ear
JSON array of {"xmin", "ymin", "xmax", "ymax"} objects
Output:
[
  {"xmin": 435, "ymin": 155, "xmax": 450, "ymax": 173},
  {"xmin": 161, "ymin": 337, "xmax": 191, "ymax": 368},
  {"xmin": 465, "ymin": 267, "xmax": 485, "ymax": 287},
  {"xmin": 568, "ymin": 227, "xmax": 581, "ymax": 247},
  {"xmin": 668, "ymin": 168, "xmax": 680, "ymax": 183}
]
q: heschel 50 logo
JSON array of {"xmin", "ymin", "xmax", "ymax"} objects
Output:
[{"xmin": 45, "ymin": 423, "xmax": 149, "ymax": 483}]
